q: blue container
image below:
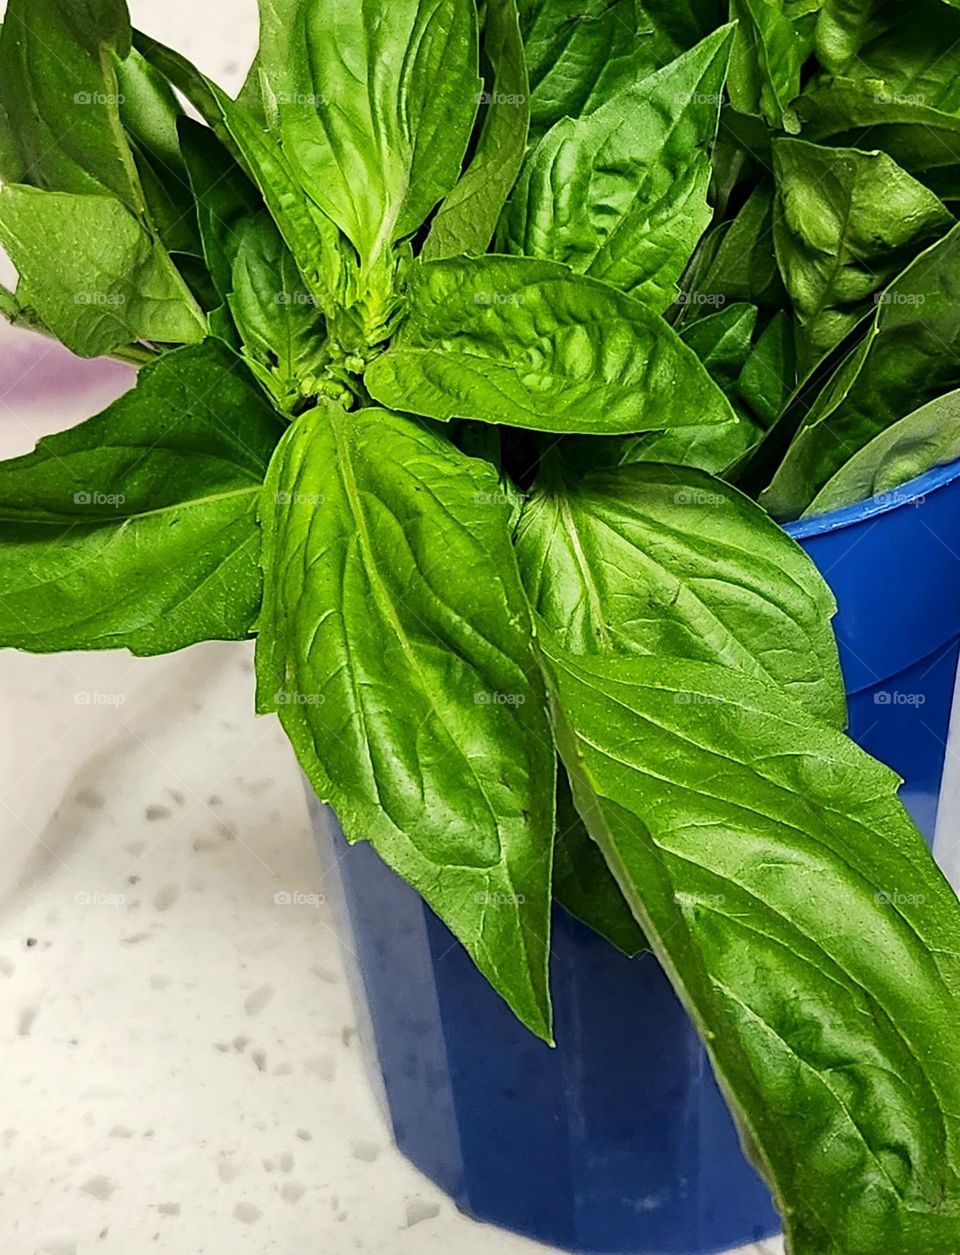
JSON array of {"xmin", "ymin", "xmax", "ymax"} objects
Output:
[{"xmin": 309, "ymin": 460, "xmax": 960, "ymax": 1255}]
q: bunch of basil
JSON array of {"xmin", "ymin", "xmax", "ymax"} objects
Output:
[{"xmin": 3, "ymin": 1, "xmax": 960, "ymax": 1250}]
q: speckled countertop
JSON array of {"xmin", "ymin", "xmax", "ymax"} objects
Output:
[
  {"xmin": 0, "ymin": 5, "xmax": 783, "ymax": 1253},
  {"xmin": 0, "ymin": 635, "xmax": 785, "ymax": 1255}
]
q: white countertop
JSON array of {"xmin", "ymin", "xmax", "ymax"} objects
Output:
[
  {"xmin": 0, "ymin": 634, "xmax": 784, "ymax": 1255},
  {"xmin": 0, "ymin": 4, "xmax": 783, "ymax": 1252}
]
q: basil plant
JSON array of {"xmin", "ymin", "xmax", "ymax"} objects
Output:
[{"xmin": 3, "ymin": 2, "xmax": 960, "ymax": 1250}]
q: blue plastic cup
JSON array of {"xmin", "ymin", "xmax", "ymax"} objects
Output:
[{"xmin": 309, "ymin": 459, "xmax": 960, "ymax": 1255}]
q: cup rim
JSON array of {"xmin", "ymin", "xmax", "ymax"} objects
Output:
[{"xmin": 783, "ymin": 456, "xmax": 960, "ymax": 542}]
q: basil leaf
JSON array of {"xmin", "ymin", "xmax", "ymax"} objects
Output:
[
  {"xmin": 117, "ymin": 48, "xmax": 200, "ymax": 257},
  {"xmin": 256, "ymin": 404, "xmax": 556, "ymax": 1041},
  {"xmin": 180, "ymin": 120, "xmax": 328, "ymax": 412},
  {"xmin": 762, "ymin": 224, "xmax": 960, "ymax": 519},
  {"xmin": 423, "ymin": 0, "xmax": 530, "ymax": 261},
  {"xmin": 592, "ymin": 412, "xmax": 760, "ymax": 475},
  {"xmin": 728, "ymin": 0, "xmax": 818, "ymax": 132},
  {"xmin": 0, "ymin": 340, "xmax": 282, "ymax": 655},
  {"xmin": 519, "ymin": 0, "xmax": 726, "ymax": 141},
  {"xmin": 737, "ymin": 309, "xmax": 798, "ymax": 427},
  {"xmin": 806, "ymin": 389, "xmax": 960, "ymax": 517},
  {"xmin": 365, "ymin": 256, "xmax": 739, "ymax": 435},
  {"xmin": 499, "ymin": 27, "xmax": 734, "ymax": 309},
  {"xmin": 0, "ymin": 184, "xmax": 206, "ymax": 357},
  {"xmin": 797, "ymin": 83, "xmax": 960, "ymax": 180},
  {"xmin": 516, "ymin": 459, "xmax": 845, "ymax": 726},
  {"xmin": 680, "ymin": 301, "xmax": 759, "ymax": 394},
  {"xmin": 261, "ymin": 0, "xmax": 481, "ymax": 268},
  {"xmin": 178, "ymin": 119, "xmax": 258, "ymax": 336},
  {"xmin": 0, "ymin": 0, "xmax": 144, "ymax": 212},
  {"xmin": 133, "ymin": 31, "xmax": 348, "ymax": 316},
  {"xmin": 519, "ymin": 0, "xmax": 657, "ymax": 141},
  {"xmin": 229, "ymin": 226, "xmax": 329, "ymax": 413},
  {"xmin": 237, "ymin": 0, "xmax": 300, "ymax": 129},
  {"xmin": 542, "ymin": 640, "xmax": 960, "ymax": 1255},
  {"xmin": 554, "ymin": 768, "xmax": 647, "ymax": 957},
  {"xmin": 773, "ymin": 138, "xmax": 953, "ymax": 370},
  {"xmin": 814, "ymin": 0, "xmax": 876, "ymax": 69},
  {"xmin": 682, "ymin": 182, "xmax": 786, "ymax": 316},
  {"xmin": 815, "ymin": 0, "xmax": 960, "ymax": 115}
]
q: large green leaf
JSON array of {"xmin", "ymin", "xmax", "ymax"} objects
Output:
[
  {"xmin": 516, "ymin": 459, "xmax": 845, "ymax": 726},
  {"xmin": 543, "ymin": 641, "xmax": 960, "ymax": 1255},
  {"xmin": 262, "ymin": 0, "xmax": 481, "ymax": 269},
  {"xmin": 762, "ymin": 225, "xmax": 960, "ymax": 519},
  {"xmin": 256, "ymin": 404, "xmax": 556, "ymax": 1040},
  {"xmin": 773, "ymin": 139, "xmax": 952, "ymax": 370},
  {"xmin": 0, "ymin": 341, "xmax": 283, "ymax": 655},
  {"xmin": 499, "ymin": 28, "xmax": 734, "ymax": 308},
  {"xmin": 805, "ymin": 389, "xmax": 960, "ymax": 517},
  {"xmin": 423, "ymin": 0, "xmax": 530, "ymax": 261},
  {"xmin": 0, "ymin": 0, "xmax": 144, "ymax": 211},
  {"xmin": 365, "ymin": 256, "xmax": 740, "ymax": 435},
  {"xmin": 0, "ymin": 184, "xmax": 206, "ymax": 357}
]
